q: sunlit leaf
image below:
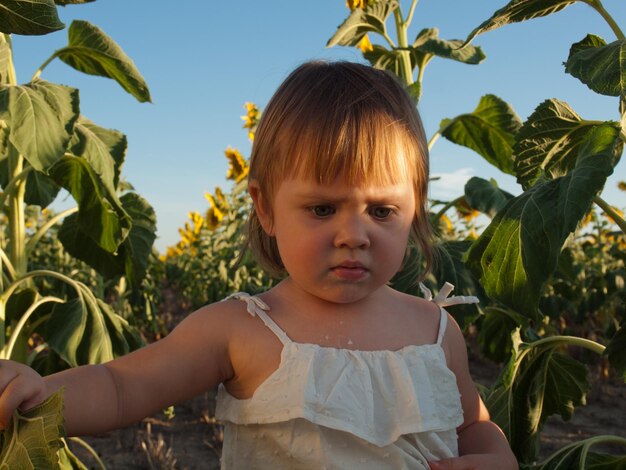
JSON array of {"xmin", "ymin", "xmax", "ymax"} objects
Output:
[
  {"xmin": 0, "ymin": 0, "xmax": 64, "ymax": 35},
  {"xmin": 56, "ymin": 20, "xmax": 151, "ymax": 102},
  {"xmin": 49, "ymin": 155, "xmax": 130, "ymax": 252},
  {"xmin": 565, "ymin": 34, "xmax": 626, "ymax": 98},
  {"xmin": 46, "ymin": 288, "xmax": 143, "ymax": 367},
  {"xmin": 0, "ymin": 41, "xmax": 11, "ymax": 86},
  {"xmin": 0, "ymin": 80, "xmax": 79, "ymax": 172},
  {"xmin": 0, "ymin": 389, "xmax": 64, "ymax": 468},
  {"xmin": 440, "ymin": 94, "xmax": 522, "ymax": 175},
  {"xmin": 513, "ymin": 99, "xmax": 610, "ymax": 189},
  {"xmin": 412, "ymin": 28, "xmax": 485, "ymax": 66},
  {"xmin": 467, "ymin": 124, "xmax": 622, "ymax": 318},
  {"xmin": 68, "ymin": 115, "xmax": 127, "ymax": 193},
  {"xmin": 486, "ymin": 331, "xmax": 589, "ymax": 462},
  {"xmin": 464, "ymin": 176, "xmax": 514, "ymax": 218},
  {"xmin": 327, "ymin": 0, "xmax": 398, "ymax": 48},
  {"xmin": 605, "ymin": 325, "xmax": 626, "ymax": 382},
  {"xmin": 58, "ymin": 192, "xmax": 157, "ymax": 286},
  {"xmin": 464, "ymin": 0, "xmax": 576, "ymax": 46}
]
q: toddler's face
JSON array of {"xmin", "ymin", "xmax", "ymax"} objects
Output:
[{"xmin": 266, "ymin": 175, "xmax": 416, "ymax": 305}]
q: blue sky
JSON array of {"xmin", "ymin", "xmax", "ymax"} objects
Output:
[{"xmin": 10, "ymin": 0, "xmax": 626, "ymax": 252}]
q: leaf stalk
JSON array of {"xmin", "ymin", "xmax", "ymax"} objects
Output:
[
  {"xmin": 593, "ymin": 195, "xmax": 626, "ymax": 234},
  {"xmin": 25, "ymin": 207, "xmax": 79, "ymax": 255}
]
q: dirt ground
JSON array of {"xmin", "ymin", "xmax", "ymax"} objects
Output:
[{"xmin": 68, "ymin": 346, "xmax": 626, "ymax": 469}]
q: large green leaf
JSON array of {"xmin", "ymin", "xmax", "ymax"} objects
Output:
[
  {"xmin": 411, "ymin": 28, "xmax": 485, "ymax": 66},
  {"xmin": 440, "ymin": 95, "xmax": 522, "ymax": 175},
  {"xmin": 533, "ymin": 436, "xmax": 626, "ymax": 469},
  {"xmin": 605, "ymin": 324, "xmax": 626, "ymax": 382},
  {"xmin": 466, "ymin": 124, "xmax": 622, "ymax": 318},
  {"xmin": 0, "ymin": 80, "xmax": 79, "ymax": 173},
  {"xmin": 49, "ymin": 155, "xmax": 130, "ymax": 252},
  {"xmin": 0, "ymin": 389, "xmax": 64, "ymax": 469},
  {"xmin": 0, "ymin": 0, "xmax": 64, "ymax": 35},
  {"xmin": 464, "ymin": 176, "xmax": 514, "ymax": 218},
  {"xmin": 326, "ymin": 0, "xmax": 397, "ymax": 48},
  {"xmin": 58, "ymin": 192, "xmax": 157, "ymax": 285},
  {"xmin": 68, "ymin": 115, "xmax": 126, "ymax": 195},
  {"xmin": 513, "ymin": 99, "xmax": 609, "ymax": 189},
  {"xmin": 56, "ymin": 20, "xmax": 151, "ymax": 103},
  {"xmin": 478, "ymin": 307, "xmax": 528, "ymax": 362},
  {"xmin": 24, "ymin": 170, "xmax": 61, "ymax": 207},
  {"xmin": 45, "ymin": 286, "xmax": 143, "ymax": 367},
  {"xmin": 565, "ymin": 34, "xmax": 626, "ymax": 98},
  {"xmin": 0, "ymin": 40, "xmax": 11, "ymax": 86},
  {"xmin": 486, "ymin": 331, "xmax": 589, "ymax": 462},
  {"xmin": 464, "ymin": 0, "xmax": 576, "ymax": 46}
]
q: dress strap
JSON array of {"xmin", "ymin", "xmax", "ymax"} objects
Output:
[
  {"xmin": 223, "ymin": 292, "xmax": 291, "ymax": 345},
  {"xmin": 419, "ymin": 282, "xmax": 479, "ymax": 345}
]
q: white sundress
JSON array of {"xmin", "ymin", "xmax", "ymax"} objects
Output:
[{"xmin": 216, "ymin": 284, "xmax": 478, "ymax": 469}]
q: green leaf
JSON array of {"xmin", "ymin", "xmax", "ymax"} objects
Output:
[
  {"xmin": 412, "ymin": 28, "xmax": 485, "ymax": 65},
  {"xmin": 464, "ymin": 176, "xmax": 514, "ymax": 218},
  {"xmin": 605, "ymin": 325, "xmax": 626, "ymax": 382},
  {"xmin": 464, "ymin": 0, "xmax": 576, "ymax": 46},
  {"xmin": 24, "ymin": 170, "xmax": 61, "ymax": 207},
  {"xmin": 68, "ymin": 115, "xmax": 127, "ymax": 193},
  {"xmin": 478, "ymin": 307, "xmax": 528, "ymax": 362},
  {"xmin": 466, "ymin": 123, "xmax": 622, "ymax": 318},
  {"xmin": 0, "ymin": 389, "xmax": 64, "ymax": 468},
  {"xmin": 363, "ymin": 45, "xmax": 406, "ymax": 77},
  {"xmin": 45, "ymin": 288, "xmax": 143, "ymax": 367},
  {"xmin": 0, "ymin": 0, "xmax": 64, "ymax": 35},
  {"xmin": 534, "ymin": 436, "xmax": 626, "ymax": 469},
  {"xmin": 486, "ymin": 331, "xmax": 590, "ymax": 462},
  {"xmin": 513, "ymin": 99, "xmax": 609, "ymax": 189},
  {"xmin": 326, "ymin": 0, "xmax": 397, "ymax": 48},
  {"xmin": 0, "ymin": 41, "xmax": 11, "ymax": 86},
  {"xmin": 49, "ymin": 155, "xmax": 130, "ymax": 252},
  {"xmin": 58, "ymin": 192, "xmax": 157, "ymax": 285},
  {"xmin": 440, "ymin": 95, "xmax": 522, "ymax": 175},
  {"xmin": 0, "ymin": 80, "xmax": 79, "ymax": 173},
  {"xmin": 565, "ymin": 34, "xmax": 626, "ymax": 98},
  {"xmin": 56, "ymin": 20, "xmax": 151, "ymax": 103}
]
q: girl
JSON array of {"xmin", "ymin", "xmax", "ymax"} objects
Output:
[{"xmin": 0, "ymin": 61, "xmax": 517, "ymax": 469}]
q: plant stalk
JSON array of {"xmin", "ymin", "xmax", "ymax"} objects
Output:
[
  {"xmin": 582, "ymin": 0, "xmax": 625, "ymax": 40},
  {"xmin": 593, "ymin": 195, "xmax": 626, "ymax": 234},
  {"xmin": 31, "ymin": 51, "xmax": 61, "ymax": 81},
  {"xmin": 393, "ymin": 8, "xmax": 414, "ymax": 85},
  {"xmin": 527, "ymin": 335, "xmax": 606, "ymax": 355}
]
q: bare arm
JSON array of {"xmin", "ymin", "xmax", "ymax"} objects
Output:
[
  {"xmin": 430, "ymin": 313, "xmax": 518, "ymax": 470},
  {"xmin": 1, "ymin": 302, "xmax": 235, "ymax": 436}
]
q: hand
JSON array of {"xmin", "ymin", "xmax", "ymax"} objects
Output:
[
  {"xmin": 429, "ymin": 453, "xmax": 518, "ymax": 470},
  {"xmin": 0, "ymin": 359, "xmax": 47, "ymax": 429}
]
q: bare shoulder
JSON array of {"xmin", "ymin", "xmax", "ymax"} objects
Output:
[{"xmin": 389, "ymin": 288, "xmax": 442, "ymax": 344}]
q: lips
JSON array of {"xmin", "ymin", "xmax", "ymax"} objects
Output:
[{"xmin": 331, "ymin": 260, "xmax": 369, "ymax": 280}]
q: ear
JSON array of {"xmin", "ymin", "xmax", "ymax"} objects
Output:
[{"xmin": 248, "ymin": 179, "xmax": 275, "ymax": 235}]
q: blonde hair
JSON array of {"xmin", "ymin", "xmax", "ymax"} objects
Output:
[{"xmin": 246, "ymin": 61, "xmax": 433, "ymax": 278}]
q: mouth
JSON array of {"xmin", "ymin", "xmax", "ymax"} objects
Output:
[{"xmin": 331, "ymin": 261, "xmax": 369, "ymax": 280}]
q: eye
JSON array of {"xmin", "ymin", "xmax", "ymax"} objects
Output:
[
  {"xmin": 370, "ymin": 206, "xmax": 394, "ymax": 219},
  {"xmin": 310, "ymin": 205, "xmax": 335, "ymax": 218}
]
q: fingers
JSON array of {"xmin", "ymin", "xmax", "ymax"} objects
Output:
[{"xmin": 0, "ymin": 360, "xmax": 46, "ymax": 430}]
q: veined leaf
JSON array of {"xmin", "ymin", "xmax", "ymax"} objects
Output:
[
  {"xmin": 513, "ymin": 99, "xmax": 610, "ymax": 189},
  {"xmin": 0, "ymin": 0, "xmax": 64, "ymax": 35},
  {"xmin": 327, "ymin": 0, "xmax": 398, "ymax": 48},
  {"xmin": 466, "ymin": 124, "xmax": 622, "ymax": 318},
  {"xmin": 0, "ymin": 389, "xmax": 64, "ymax": 468},
  {"xmin": 532, "ymin": 436, "xmax": 626, "ymax": 469},
  {"xmin": 412, "ymin": 28, "xmax": 485, "ymax": 66},
  {"xmin": 565, "ymin": 34, "xmax": 626, "ymax": 98},
  {"xmin": 363, "ymin": 45, "xmax": 406, "ymax": 77},
  {"xmin": 69, "ymin": 115, "xmax": 127, "ymax": 193},
  {"xmin": 24, "ymin": 170, "xmax": 61, "ymax": 207},
  {"xmin": 464, "ymin": 0, "xmax": 576, "ymax": 46},
  {"xmin": 440, "ymin": 94, "xmax": 522, "ymax": 175},
  {"xmin": 464, "ymin": 176, "xmax": 514, "ymax": 218},
  {"xmin": 46, "ymin": 287, "xmax": 143, "ymax": 367},
  {"xmin": 478, "ymin": 307, "xmax": 528, "ymax": 362},
  {"xmin": 486, "ymin": 331, "xmax": 589, "ymax": 462},
  {"xmin": 0, "ymin": 80, "xmax": 79, "ymax": 173},
  {"xmin": 605, "ymin": 324, "xmax": 626, "ymax": 382},
  {"xmin": 58, "ymin": 192, "xmax": 157, "ymax": 286},
  {"xmin": 49, "ymin": 155, "xmax": 130, "ymax": 252},
  {"xmin": 56, "ymin": 20, "xmax": 151, "ymax": 103}
]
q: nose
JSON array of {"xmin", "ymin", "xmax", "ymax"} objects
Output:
[{"xmin": 334, "ymin": 215, "xmax": 370, "ymax": 249}]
